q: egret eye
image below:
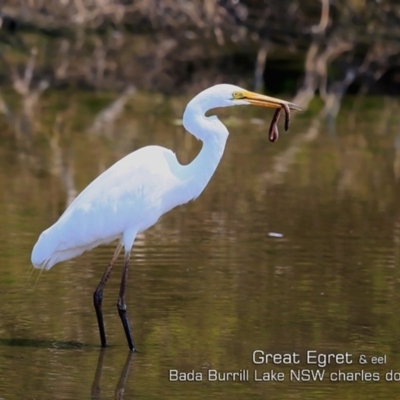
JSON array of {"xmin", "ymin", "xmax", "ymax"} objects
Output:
[{"xmin": 232, "ymin": 91, "xmax": 245, "ymax": 99}]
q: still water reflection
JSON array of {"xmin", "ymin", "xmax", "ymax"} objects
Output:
[{"xmin": 1, "ymin": 91, "xmax": 400, "ymax": 398}]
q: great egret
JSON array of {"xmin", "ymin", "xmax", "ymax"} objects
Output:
[{"xmin": 31, "ymin": 84, "xmax": 301, "ymax": 351}]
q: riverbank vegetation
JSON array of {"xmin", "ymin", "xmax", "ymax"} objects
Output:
[
  {"xmin": 1, "ymin": 1, "xmax": 399, "ymax": 96},
  {"xmin": 0, "ymin": 0, "xmax": 399, "ymax": 142}
]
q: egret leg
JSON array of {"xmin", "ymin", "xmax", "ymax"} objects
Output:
[
  {"xmin": 93, "ymin": 244, "xmax": 123, "ymax": 347},
  {"xmin": 117, "ymin": 251, "xmax": 135, "ymax": 351}
]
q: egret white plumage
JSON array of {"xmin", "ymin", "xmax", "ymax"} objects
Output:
[{"xmin": 31, "ymin": 84, "xmax": 301, "ymax": 351}]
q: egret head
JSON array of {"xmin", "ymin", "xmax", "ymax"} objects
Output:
[
  {"xmin": 189, "ymin": 83, "xmax": 302, "ymax": 112},
  {"xmin": 183, "ymin": 84, "xmax": 301, "ymax": 143}
]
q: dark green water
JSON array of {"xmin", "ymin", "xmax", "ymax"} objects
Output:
[{"xmin": 1, "ymin": 91, "xmax": 400, "ymax": 398}]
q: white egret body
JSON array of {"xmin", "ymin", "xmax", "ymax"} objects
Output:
[{"xmin": 31, "ymin": 84, "xmax": 300, "ymax": 351}]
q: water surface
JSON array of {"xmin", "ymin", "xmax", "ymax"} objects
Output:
[{"xmin": 1, "ymin": 92, "xmax": 400, "ymax": 398}]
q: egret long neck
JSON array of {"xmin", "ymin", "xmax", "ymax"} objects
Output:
[{"xmin": 182, "ymin": 108, "xmax": 229, "ymax": 200}]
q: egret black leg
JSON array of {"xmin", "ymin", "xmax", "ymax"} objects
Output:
[
  {"xmin": 117, "ymin": 251, "xmax": 135, "ymax": 351},
  {"xmin": 93, "ymin": 244, "xmax": 122, "ymax": 347}
]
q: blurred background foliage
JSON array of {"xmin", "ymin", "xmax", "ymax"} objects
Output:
[{"xmin": 0, "ymin": 0, "xmax": 399, "ymax": 99}]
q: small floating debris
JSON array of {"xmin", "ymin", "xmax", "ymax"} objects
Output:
[{"xmin": 268, "ymin": 232, "xmax": 284, "ymax": 238}]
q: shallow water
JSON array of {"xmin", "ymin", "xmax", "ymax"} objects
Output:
[{"xmin": 1, "ymin": 92, "xmax": 400, "ymax": 398}]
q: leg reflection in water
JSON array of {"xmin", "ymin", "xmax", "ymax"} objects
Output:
[{"xmin": 91, "ymin": 350, "xmax": 134, "ymax": 399}]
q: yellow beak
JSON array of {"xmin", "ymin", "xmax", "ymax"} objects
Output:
[{"xmin": 241, "ymin": 90, "xmax": 301, "ymax": 111}]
